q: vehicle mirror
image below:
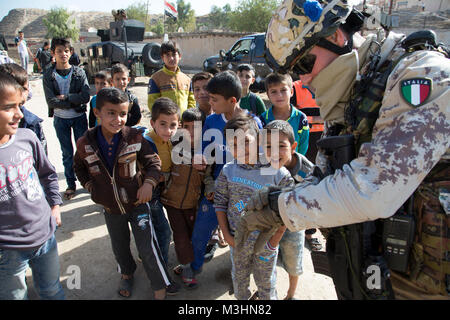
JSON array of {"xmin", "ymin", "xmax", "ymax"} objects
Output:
[{"xmin": 219, "ymin": 49, "xmax": 226, "ymax": 59}]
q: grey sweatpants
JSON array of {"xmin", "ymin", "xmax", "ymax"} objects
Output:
[{"xmin": 103, "ymin": 203, "xmax": 172, "ymax": 291}]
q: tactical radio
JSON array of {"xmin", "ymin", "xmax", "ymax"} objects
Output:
[{"xmin": 382, "ymin": 213, "xmax": 415, "ymax": 273}]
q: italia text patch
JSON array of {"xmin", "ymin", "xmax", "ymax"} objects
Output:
[{"xmin": 400, "ymin": 78, "xmax": 432, "ymax": 107}]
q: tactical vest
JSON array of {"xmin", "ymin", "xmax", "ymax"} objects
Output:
[
  {"xmin": 292, "ymin": 80, "xmax": 324, "ymax": 162},
  {"xmin": 293, "ymin": 80, "xmax": 324, "ymax": 134},
  {"xmin": 322, "ymin": 32, "xmax": 450, "ymax": 300}
]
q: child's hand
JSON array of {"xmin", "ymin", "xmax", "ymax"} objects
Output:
[
  {"xmin": 268, "ymin": 226, "xmax": 287, "ymax": 249},
  {"xmin": 224, "ymin": 232, "xmax": 235, "ymax": 248},
  {"xmin": 206, "ymin": 192, "xmax": 214, "ymax": 201},
  {"xmin": 136, "ymin": 182, "xmax": 153, "ymax": 205},
  {"xmin": 51, "ymin": 205, "xmax": 62, "ymax": 227}
]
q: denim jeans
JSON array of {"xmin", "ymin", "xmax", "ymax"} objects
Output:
[
  {"xmin": 53, "ymin": 114, "xmax": 88, "ymax": 189},
  {"xmin": 278, "ymin": 229, "xmax": 305, "ymax": 276},
  {"xmin": 149, "ymin": 199, "xmax": 172, "ymax": 265},
  {"xmin": 19, "ymin": 53, "xmax": 29, "ymax": 73},
  {"xmin": 190, "ymin": 196, "xmax": 218, "ymax": 272},
  {"xmin": 0, "ymin": 234, "xmax": 65, "ymax": 300}
]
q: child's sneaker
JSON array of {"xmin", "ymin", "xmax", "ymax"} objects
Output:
[
  {"xmin": 173, "ymin": 264, "xmax": 183, "ymax": 276},
  {"xmin": 181, "ymin": 265, "xmax": 198, "ymax": 290},
  {"xmin": 182, "ymin": 276, "xmax": 198, "ymax": 290},
  {"xmin": 166, "ymin": 282, "xmax": 180, "ymax": 296},
  {"xmin": 204, "ymin": 243, "xmax": 218, "ymax": 263}
]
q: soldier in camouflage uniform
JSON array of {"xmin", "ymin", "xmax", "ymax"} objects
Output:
[{"xmin": 235, "ymin": 0, "xmax": 450, "ymax": 299}]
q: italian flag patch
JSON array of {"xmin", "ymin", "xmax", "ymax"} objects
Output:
[{"xmin": 400, "ymin": 78, "xmax": 432, "ymax": 107}]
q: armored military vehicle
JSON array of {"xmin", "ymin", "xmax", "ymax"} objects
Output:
[
  {"xmin": 203, "ymin": 33, "xmax": 298, "ymax": 92},
  {"xmin": 80, "ymin": 19, "xmax": 162, "ymax": 84}
]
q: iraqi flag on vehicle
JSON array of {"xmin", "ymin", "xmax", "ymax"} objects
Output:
[
  {"xmin": 400, "ymin": 78, "xmax": 432, "ymax": 107},
  {"xmin": 164, "ymin": 1, "xmax": 178, "ymax": 20}
]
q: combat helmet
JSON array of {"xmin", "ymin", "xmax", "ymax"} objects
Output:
[{"xmin": 265, "ymin": 0, "xmax": 364, "ymax": 74}]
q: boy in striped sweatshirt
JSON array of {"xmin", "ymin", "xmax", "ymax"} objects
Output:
[{"xmin": 214, "ymin": 114, "xmax": 294, "ymax": 300}]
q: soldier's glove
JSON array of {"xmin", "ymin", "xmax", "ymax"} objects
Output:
[
  {"xmin": 235, "ymin": 204, "xmax": 284, "ymax": 255},
  {"xmin": 246, "ymin": 186, "xmax": 283, "ymax": 211}
]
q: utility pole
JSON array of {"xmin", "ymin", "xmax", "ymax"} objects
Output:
[
  {"xmin": 145, "ymin": 0, "xmax": 149, "ymax": 30},
  {"xmin": 163, "ymin": 8, "xmax": 166, "ymax": 40}
]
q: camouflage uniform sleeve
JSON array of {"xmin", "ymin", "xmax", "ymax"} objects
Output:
[{"xmin": 278, "ymin": 50, "xmax": 450, "ymax": 231}]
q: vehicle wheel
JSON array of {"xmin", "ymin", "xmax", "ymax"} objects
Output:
[{"xmin": 142, "ymin": 42, "xmax": 162, "ymax": 67}]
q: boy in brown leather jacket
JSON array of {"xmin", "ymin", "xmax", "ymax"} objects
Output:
[{"xmin": 73, "ymin": 87, "xmax": 176, "ymax": 299}]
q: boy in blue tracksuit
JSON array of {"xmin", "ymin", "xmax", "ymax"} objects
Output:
[{"xmin": 190, "ymin": 71, "xmax": 262, "ymax": 279}]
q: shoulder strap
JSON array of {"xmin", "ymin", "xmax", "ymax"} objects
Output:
[{"xmin": 345, "ymin": 43, "xmax": 408, "ymax": 152}]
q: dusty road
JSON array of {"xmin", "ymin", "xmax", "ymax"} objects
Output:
[{"xmin": 24, "ymin": 72, "xmax": 337, "ymax": 300}]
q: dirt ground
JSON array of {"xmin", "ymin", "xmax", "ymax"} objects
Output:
[{"xmin": 24, "ymin": 72, "xmax": 337, "ymax": 301}]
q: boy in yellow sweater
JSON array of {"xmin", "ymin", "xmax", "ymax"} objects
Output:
[
  {"xmin": 147, "ymin": 41, "xmax": 196, "ymax": 115},
  {"xmin": 143, "ymin": 97, "xmax": 181, "ymax": 269}
]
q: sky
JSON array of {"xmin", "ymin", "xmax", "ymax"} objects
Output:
[{"xmin": 0, "ymin": 0, "xmax": 238, "ymax": 21}]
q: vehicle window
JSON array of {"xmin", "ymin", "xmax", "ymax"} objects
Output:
[
  {"xmin": 254, "ymin": 36, "xmax": 265, "ymax": 57},
  {"xmin": 230, "ymin": 39, "xmax": 252, "ymax": 57}
]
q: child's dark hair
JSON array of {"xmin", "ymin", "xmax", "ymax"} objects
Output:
[
  {"xmin": 0, "ymin": 63, "xmax": 28, "ymax": 88},
  {"xmin": 161, "ymin": 41, "xmax": 180, "ymax": 56},
  {"xmin": 0, "ymin": 72, "xmax": 23, "ymax": 96},
  {"xmin": 206, "ymin": 71, "xmax": 242, "ymax": 101},
  {"xmin": 264, "ymin": 120, "xmax": 295, "ymax": 145},
  {"xmin": 224, "ymin": 113, "xmax": 260, "ymax": 141},
  {"xmin": 50, "ymin": 38, "xmax": 71, "ymax": 52},
  {"xmin": 182, "ymin": 108, "xmax": 202, "ymax": 123},
  {"xmin": 151, "ymin": 97, "xmax": 180, "ymax": 121},
  {"xmin": 96, "ymin": 87, "xmax": 129, "ymax": 110},
  {"xmin": 111, "ymin": 63, "xmax": 129, "ymax": 78},
  {"xmin": 192, "ymin": 72, "xmax": 213, "ymax": 86},
  {"xmin": 264, "ymin": 72, "xmax": 293, "ymax": 92},
  {"xmin": 95, "ymin": 70, "xmax": 112, "ymax": 82},
  {"xmin": 237, "ymin": 64, "xmax": 255, "ymax": 77}
]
